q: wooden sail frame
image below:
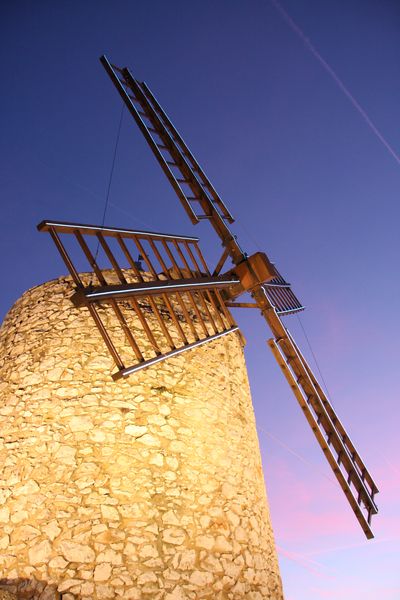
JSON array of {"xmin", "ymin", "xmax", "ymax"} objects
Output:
[{"xmin": 38, "ymin": 220, "xmax": 240, "ymax": 379}]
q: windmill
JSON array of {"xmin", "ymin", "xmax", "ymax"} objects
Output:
[{"xmin": 38, "ymin": 55, "xmax": 378, "ymax": 541}]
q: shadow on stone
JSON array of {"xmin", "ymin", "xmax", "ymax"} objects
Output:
[{"xmin": 0, "ymin": 579, "xmax": 60, "ymax": 600}]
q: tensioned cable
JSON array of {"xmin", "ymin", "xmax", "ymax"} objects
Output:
[
  {"xmin": 101, "ymin": 104, "xmax": 125, "ymax": 227},
  {"xmin": 296, "ymin": 313, "xmax": 334, "ymax": 404},
  {"xmin": 93, "ymin": 102, "xmax": 125, "ymax": 264},
  {"xmin": 87, "ymin": 103, "xmax": 125, "ymax": 290}
]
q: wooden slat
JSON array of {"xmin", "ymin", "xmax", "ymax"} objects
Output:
[
  {"xmin": 225, "ymin": 302, "xmax": 259, "ymax": 308},
  {"xmin": 160, "ymin": 240, "xmax": 211, "ymax": 338},
  {"xmin": 171, "ymin": 240, "xmax": 220, "ymax": 334},
  {"xmin": 175, "ymin": 243, "xmax": 227, "ymax": 332},
  {"xmin": 87, "ymin": 304, "xmax": 125, "ymax": 370},
  {"xmin": 96, "ymin": 232, "xmax": 127, "ymax": 283},
  {"xmin": 148, "ymin": 239, "xmax": 199, "ymax": 341},
  {"xmin": 133, "ymin": 236, "xmax": 186, "ymax": 343},
  {"xmin": 162, "ymin": 238, "xmax": 211, "ymax": 338},
  {"xmin": 46, "ymin": 228, "xmax": 125, "ymax": 368},
  {"xmin": 162, "ymin": 293, "xmax": 188, "ymax": 345},
  {"xmin": 38, "ymin": 219, "xmax": 198, "ymax": 243},
  {"xmin": 75, "ymin": 231, "xmax": 107, "ymax": 285},
  {"xmin": 96, "ymin": 233, "xmax": 161, "ymax": 355},
  {"xmin": 213, "ymin": 289, "xmax": 237, "ymax": 328},
  {"xmin": 129, "ymin": 297, "xmax": 161, "ymax": 355},
  {"xmin": 114, "ymin": 326, "xmax": 240, "ymax": 380},
  {"xmin": 192, "ymin": 242, "xmax": 211, "ymax": 275},
  {"xmin": 132, "ymin": 236, "xmax": 158, "ymax": 279},
  {"xmin": 213, "ymin": 245, "xmax": 231, "ymax": 276},
  {"xmin": 75, "ymin": 231, "xmax": 144, "ymax": 362},
  {"xmin": 116, "ymin": 235, "xmax": 144, "ymax": 281},
  {"xmin": 79, "ymin": 276, "xmax": 238, "ymax": 302},
  {"xmin": 145, "ymin": 295, "xmax": 176, "ymax": 351},
  {"xmin": 49, "ymin": 228, "xmax": 83, "ymax": 288},
  {"xmin": 117, "ymin": 234, "xmax": 175, "ymax": 350}
]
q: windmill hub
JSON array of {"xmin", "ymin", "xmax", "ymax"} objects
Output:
[{"xmin": 223, "ymin": 252, "xmax": 277, "ymax": 299}]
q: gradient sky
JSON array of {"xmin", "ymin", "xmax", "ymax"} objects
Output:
[{"xmin": 1, "ymin": 1, "xmax": 399, "ymax": 598}]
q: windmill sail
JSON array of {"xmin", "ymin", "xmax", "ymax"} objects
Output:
[
  {"xmin": 263, "ymin": 268, "xmax": 304, "ymax": 315},
  {"xmin": 99, "ymin": 56, "xmax": 304, "ymax": 314},
  {"xmin": 268, "ymin": 324, "xmax": 378, "ymax": 538},
  {"xmin": 100, "ymin": 55, "xmax": 245, "ymax": 265},
  {"xmin": 38, "ymin": 221, "xmax": 240, "ymax": 379}
]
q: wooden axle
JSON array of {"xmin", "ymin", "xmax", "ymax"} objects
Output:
[{"xmin": 221, "ymin": 252, "xmax": 277, "ymax": 300}]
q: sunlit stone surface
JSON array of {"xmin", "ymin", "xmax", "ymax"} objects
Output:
[{"xmin": 0, "ymin": 274, "xmax": 283, "ymax": 599}]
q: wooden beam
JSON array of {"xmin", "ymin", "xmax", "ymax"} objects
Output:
[{"xmin": 72, "ymin": 275, "xmax": 239, "ymax": 304}]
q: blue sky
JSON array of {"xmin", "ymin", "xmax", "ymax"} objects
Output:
[{"xmin": 1, "ymin": 1, "xmax": 399, "ymax": 598}]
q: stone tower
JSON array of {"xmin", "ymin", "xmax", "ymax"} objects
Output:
[{"xmin": 0, "ymin": 273, "xmax": 283, "ymax": 599}]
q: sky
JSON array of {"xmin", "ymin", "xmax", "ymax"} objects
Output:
[{"xmin": 1, "ymin": 1, "xmax": 399, "ymax": 598}]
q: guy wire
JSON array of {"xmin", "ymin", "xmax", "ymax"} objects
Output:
[
  {"xmin": 93, "ymin": 102, "xmax": 125, "ymax": 263},
  {"xmin": 89, "ymin": 103, "xmax": 125, "ymax": 287},
  {"xmin": 296, "ymin": 313, "xmax": 334, "ymax": 405}
]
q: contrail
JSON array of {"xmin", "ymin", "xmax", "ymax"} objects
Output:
[
  {"xmin": 257, "ymin": 425, "xmax": 337, "ymax": 485},
  {"xmin": 276, "ymin": 544, "xmax": 337, "ymax": 578},
  {"xmin": 270, "ymin": 0, "xmax": 400, "ymax": 167},
  {"xmin": 303, "ymin": 536, "xmax": 399, "ymax": 557}
]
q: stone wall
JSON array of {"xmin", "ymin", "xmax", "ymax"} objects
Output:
[{"xmin": 0, "ymin": 274, "xmax": 283, "ymax": 599}]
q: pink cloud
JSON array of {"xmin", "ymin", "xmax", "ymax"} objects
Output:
[
  {"xmin": 310, "ymin": 584, "xmax": 400, "ymax": 600},
  {"xmin": 265, "ymin": 457, "xmax": 358, "ymax": 543},
  {"xmin": 262, "ymin": 431, "xmax": 400, "ymax": 546}
]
